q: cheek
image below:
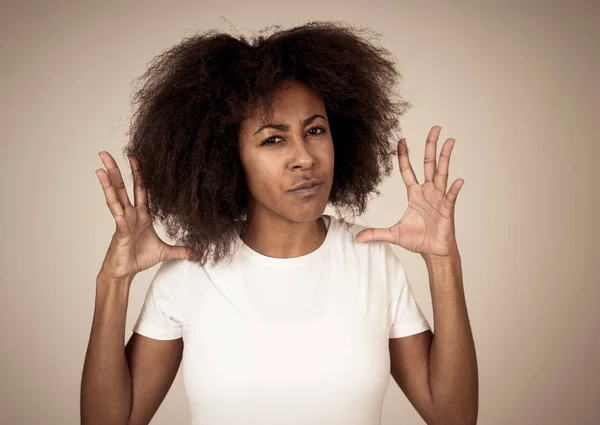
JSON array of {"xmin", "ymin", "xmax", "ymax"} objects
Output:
[
  {"xmin": 243, "ymin": 156, "xmax": 283, "ymax": 197},
  {"xmin": 321, "ymin": 139, "xmax": 335, "ymax": 172}
]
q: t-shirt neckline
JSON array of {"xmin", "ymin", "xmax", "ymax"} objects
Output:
[{"xmin": 236, "ymin": 215, "xmax": 334, "ymax": 268}]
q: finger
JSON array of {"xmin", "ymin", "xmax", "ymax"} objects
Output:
[
  {"xmin": 114, "ymin": 214, "xmax": 130, "ymax": 236},
  {"xmin": 442, "ymin": 178, "xmax": 464, "ymax": 211},
  {"xmin": 95, "ymin": 168, "xmax": 125, "ymax": 218},
  {"xmin": 398, "ymin": 138, "xmax": 419, "ymax": 188},
  {"xmin": 355, "ymin": 227, "xmax": 395, "ymax": 244},
  {"xmin": 435, "ymin": 138, "xmax": 455, "ymax": 193},
  {"xmin": 424, "ymin": 126, "xmax": 441, "ymax": 184},
  {"xmin": 128, "ymin": 155, "xmax": 148, "ymax": 208},
  {"xmin": 98, "ymin": 151, "xmax": 133, "ymax": 209}
]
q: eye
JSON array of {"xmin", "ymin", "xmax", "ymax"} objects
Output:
[
  {"xmin": 308, "ymin": 126, "xmax": 326, "ymax": 136},
  {"xmin": 260, "ymin": 126, "xmax": 327, "ymax": 146},
  {"xmin": 260, "ymin": 135, "xmax": 282, "ymax": 146}
]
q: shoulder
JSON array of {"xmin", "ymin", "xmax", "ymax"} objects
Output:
[
  {"xmin": 155, "ymin": 257, "xmax": 189, "ymax": 276},
  {"xmin": 329, "ymin": 215, "xmax": 408, "ymax": 276},
  {"xmin": 328, "ymin": 215, "xmax": 387, "ymax": 264},
  {"xmin": 150, "ymin": 250, "xmax": 191, "ymax": 297}
]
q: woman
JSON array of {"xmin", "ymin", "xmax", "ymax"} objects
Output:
[{"xmin": 81, "ymin": 21, "xmax": 478, "ymax": 425}]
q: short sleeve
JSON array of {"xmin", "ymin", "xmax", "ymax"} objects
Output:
[
  {"xmin": 132, "ymin": 259, "xmax": 187, "ymax": 340},
  {"xmin": 380, "ymin": 242, "xmax": 431, "ymax": 339}
]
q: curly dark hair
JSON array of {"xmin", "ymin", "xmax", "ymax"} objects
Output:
[{"xmin": 122, "ymin": 20, "xmax": 411, "ymax": 267}]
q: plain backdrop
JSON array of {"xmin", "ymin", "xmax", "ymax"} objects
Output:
[{"xmin": 1, "ymin": 0, "xmax": 598, "ymax": 424}]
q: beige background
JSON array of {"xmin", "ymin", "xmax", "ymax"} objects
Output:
[{"xmin": 1, "ymin": 0, "xmax": 598, "ymax": 424}]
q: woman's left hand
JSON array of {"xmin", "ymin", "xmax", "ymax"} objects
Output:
[{"xmin": 355, "ymin": 125, "xmax": 464, "ymax": 258}]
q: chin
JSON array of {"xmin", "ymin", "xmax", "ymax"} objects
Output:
[
  {"xmin": 283, "ymin": 201, "xmax": 329, "ymax": 223},
  {"xmin": 282, "ymin": 184, "xmax": 332, "ymax": 221}
]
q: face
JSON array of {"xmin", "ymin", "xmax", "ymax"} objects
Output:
[{"xmin": 237, "ymin": 79, "xmax": 335, "ymax": 224}]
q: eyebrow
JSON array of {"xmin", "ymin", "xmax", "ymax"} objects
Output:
[{"xmin": 253, "ymin": 114, "xmax": 327, "ymax": 136}]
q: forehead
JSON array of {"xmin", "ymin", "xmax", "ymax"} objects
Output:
[{"xmin": 244, "ymin": 80, "xmax": 326, "ymax": 126}]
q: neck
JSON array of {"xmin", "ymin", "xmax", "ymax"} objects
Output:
[{"xmin": 240, "ymin": 211, "xmax": 327, "ymax": 259}]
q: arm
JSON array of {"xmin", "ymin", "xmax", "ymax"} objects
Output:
[
  {"xmin": 389, "ymin": 248, "xmax": 478, "ymax": 425},
  {"xmin": 81, "ymin": 273, "xmax": 133, "ymax": 425},
  {"xmin": 81, "ymin": 272, "xmax": 183, "ymax": 425},
  {"xmin": 125, "ymin": 333, "xmax": 182, "ymax": 425}
]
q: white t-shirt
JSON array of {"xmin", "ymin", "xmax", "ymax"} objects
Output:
[{"xmin": 132, "ymin": 214, "xmax": 431, "ymax": 425}]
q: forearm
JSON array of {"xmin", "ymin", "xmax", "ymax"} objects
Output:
[
  {"xmin": 81, "ymin": 273, "xmax": 134, "ymax": 425},
  {"xmin": 424, "ymin": 249, "xmax": 478, "ymax": 425}
]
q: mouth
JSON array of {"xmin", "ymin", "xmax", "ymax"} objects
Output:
[{"xmin": 287, "ymin": 181, "xmax": 324, "ymax": 198}]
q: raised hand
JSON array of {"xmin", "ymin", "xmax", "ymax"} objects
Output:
[
  {"xmin": 355, "ymin": 125, "xmax": 464, "ymax": 258},
  {"xmin": 95, "ymin": 151, "xmax": 192, "ymax": 280}
]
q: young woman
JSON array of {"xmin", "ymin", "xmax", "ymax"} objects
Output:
[{"xmin": 81, "ymin": 21, "xmax": 478, "ymax": 425}]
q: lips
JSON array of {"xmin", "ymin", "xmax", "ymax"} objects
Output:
[
  {"xmin": 287, "ymin": 180, "xmax": 323, "ymax": 198},
  {"xmin": 288, "ymin": 179, "xmax": 323, "ymax": 192}
]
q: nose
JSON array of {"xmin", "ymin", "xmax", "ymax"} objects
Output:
[{"xmin": 289, "ymin": 138, "xmax": 315, "ymax": 170}]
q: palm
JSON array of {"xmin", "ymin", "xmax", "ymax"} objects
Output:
[
  {"xmin": 128, "ymin": 213, "xmax": 171, "ymax": 272},
  {"xmin": 103, "ymin": 201, "xmax": 180, "ymax": 278},
  {"xmin": 355, "ymin": 126, "xmax": 464, "ymax": 257},
  {"xmin": 390, "ymin": 181, "xmax": 455, "ymax": 255}
]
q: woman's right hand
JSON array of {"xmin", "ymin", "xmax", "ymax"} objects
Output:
[{"xmin": 95, "ymin": 151, "xmax": 192, "ymax": 280}]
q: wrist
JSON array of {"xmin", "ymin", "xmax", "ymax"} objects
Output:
[
  {"xmin": 97, "ymin": 270, "xmax": 135, "ymax": 287},
  {"xmin": 421, "ymin": 246, "xmax": 461, "ymax": 264}
]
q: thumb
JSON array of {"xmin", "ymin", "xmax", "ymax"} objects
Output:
[
  {"xmin": 355, "ymin": 227, "xmax": 395, "ymax": 244},
  {"xmin": 165, "ymin": 244, "xmax": 193, "ymax": 261}
]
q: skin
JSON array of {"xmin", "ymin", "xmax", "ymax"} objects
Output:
[
  {"xmin": 237, "ymin": 78, "xmax": 335, "ymax": 258},
  {"xmin": 237, "ymin": 79, "xmax": 441, "ymax": 422},
  {"xmin": 88, "ymin": 79, "xmax": 450, "ymax": 425},
  {"xmin": 356, "ymin": 126, "xmax": 476, "ymax": 424}
]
